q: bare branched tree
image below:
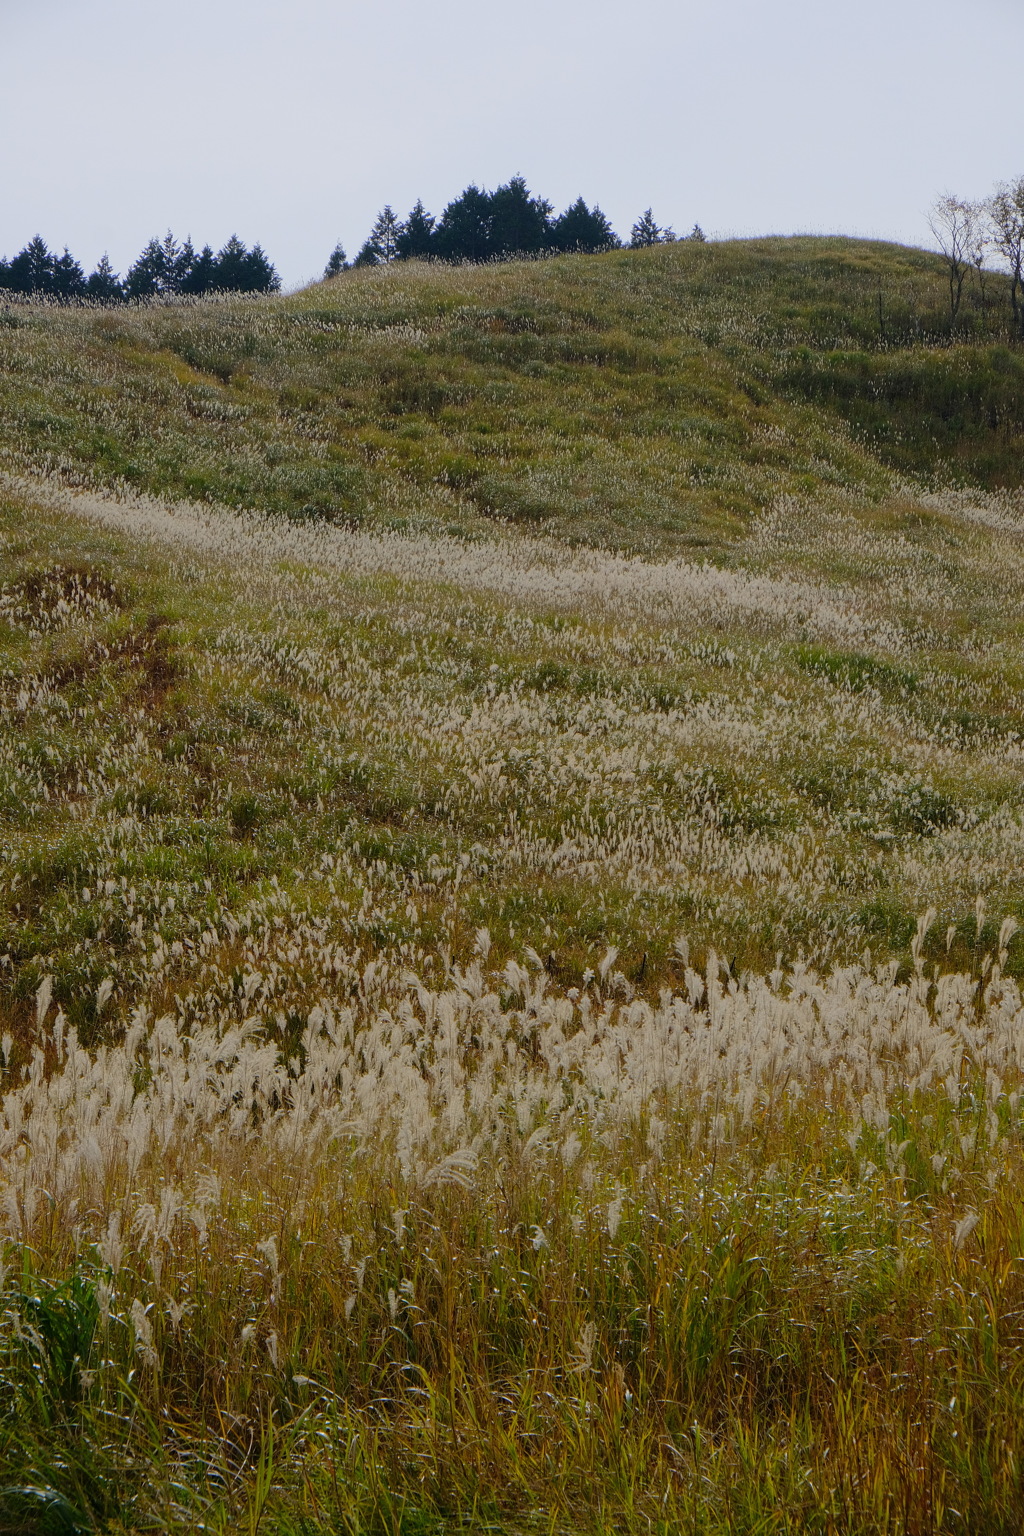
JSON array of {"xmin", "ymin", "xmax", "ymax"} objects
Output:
[
  {"xmin": 988, "ymin": 178, "xmax": 1024, "ymax": 336},
  {"xmin": 966, "ymin": 205, "xmax": 991, "ymax": 313},
  {"xmin": 929, "ymin": 194, "xmax": 982, "ymax": 324}
]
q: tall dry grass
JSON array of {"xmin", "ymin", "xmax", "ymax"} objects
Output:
[{"xmin": 2, "ymin": 466, "xmax": 1024, "ymax": 1528}]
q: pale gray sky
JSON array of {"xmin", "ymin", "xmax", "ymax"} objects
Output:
[{"xmin": 2, "ymin": 0, "xmax": 1023, "ymax": 286}]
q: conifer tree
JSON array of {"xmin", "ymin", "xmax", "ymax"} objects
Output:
[
  {"xmin": 86, "ymin": 255, "xmax": 123, "ymax": 302},
  {"xmin": 0, "ymin": 251, "xmax": 21, "ymax": 291},
  {"xmin": 244, "ymin": 243, "xmax": 280, "ymax": 292},
  {"xmin": 395, "ymin": 202, "xmax": 435, "ymax": 260},
  {"xmin": 212, "ymin": 235, "xmax": 250, "ymax": 290},
  {"xmin": 551, "ymin": 198, "xmax": 619, "ymax": 253},
  {"xmin": 127, "ymin": 231, "xmax": 192, "ymax": 296},
  {"xmin": 488, "ymin": 176, "xmax": 552, "ymax": 256},
  {"xmin": 126, "ymin": 237, "xmax": 170, "ymax": 298},
  {"xmin": 432, "ymin": 185, "xmax": 493, "ymax": 263},
  {"xmin": 160, "ymin": 232, "xmax": 184, "ymax": 289},
  {"xmin": 355, "ymin": 206, "xmax": 402, "ymax": 267},
  {"xmin": 204, "ymin": 235, "xmax": 277, "ymax": 293},
  {"xmin": 8, "ymin": 236, "xmax": 55, "ymax": 294},
  {"xmin": 174, "ymin": 237, "xmax": 197, "ymax": 292},
  {"xmin": 0, "ymin": 238, "xmax": 92, "ymax": 299},
  {"xmin": 324, "ymin": 243, "xmax": 348, "ymax": 278},
  {"xmin": 630, "ymin": 209, "xmax": 667, "ymax": 248},
  {"xmin": 51, "ymin": 247, "xmax": 86, "ymax": 299},
  {"xmin": 180, "ymin": 245, "xmax": 217, "ymax": 295}
]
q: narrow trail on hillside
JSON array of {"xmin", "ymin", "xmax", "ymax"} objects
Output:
[{"xmin": 5, "ymin": 473, "xmax": 920, "ymax": 652}]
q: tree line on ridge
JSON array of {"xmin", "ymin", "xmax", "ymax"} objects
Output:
[
  {"xmin": 325, "ymin": 177, "xmax": 702, "ymax": 275},
  {"xmin": 0, "ymin": 232, "xmax": 279, "ymax": 302},
  {"xmin": 6, "ymin": 173, "xmax": 1024, "ymax": 325},
  {"xmin": 0, "ymin": 178, "xmax": 700, "ymax": 304}
]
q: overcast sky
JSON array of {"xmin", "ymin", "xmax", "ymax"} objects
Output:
[{"xmin": 2, "ymin": 0, "xmax": 1023, "ymax": 287}]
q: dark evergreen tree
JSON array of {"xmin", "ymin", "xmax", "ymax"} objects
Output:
[
  {"xmin": 687, "ymin": 224, "xmax": 706, "ymax": 243},
  {"xmin": 212, "ymin": 235, "xmax": 250, "ymax": 290},
  {"xmin": 1, "ymin": 228, "xmax": 277, "ymax": 301},
  {"xmin": 126, "ymin": 236, "xmax": 171, "ymax": 298},
  {"xmin": 4, "ymin": 245, "xmax": 34, "ymax": 294},
  {"xmin": 161, "ymin": 232, "xmax": 185, "ymax": 290},
  {"xmin": 242, "ymin": 243, "xmax": 280, "ymax": 292},
  {"xmin": 324, "ymin": 243, "xmax": 348, "ymax": 278},
  {"xmin": 551, "ymin": 198, "xmax": 619, "ymax": 253},
  {"xmin": 0, "ymin": 238, "xmax": 93, "ymax": 299},
  {"xmin": 488, "ymin": 176, "xmax": 551, "ymax": 256},
  {"xmin": 180, "ymin": 245, "xmax": 217, "ymax": 295},
  {"xmin": 630, "ymin": 209, "xmax": 674, "ymax": 247},
  {"xmin": 2, "ymin": 245, "xmax": 32, "ymax": 294},
  {"xmin": 125, "ymin": 232, "xmax": 277, "ymax": 298},
  {"xmin": 432, "ymin": 185, "xmax": 493, "ymax": 262},
  {"xmin": 128, "ymin": 231, "xmax": 192, "ymax": 295},
  {"xmin": 51, "ymin": 247, "xmax": 87, "ymax": 299},
  {"xmin": 395, "ymin": 201, "xmax": 435, "ymax": 260},
  {"xmin": 7, "ymin": 236, "xmax": 56, "ymax": 295},
  {"xmin": 174, "ymin": 237, "xmax": 197, "ymax": 291},
  {"xmin": 86, "ymin": 255, "xmax": 123, "ymax": 302},
  {"xmin": 206, "ymin": 235, "xmax": 276, "ymax": 292},
  {"xmin": 354, "ymin": 206, "xmax": 402, "ymax": 267}
]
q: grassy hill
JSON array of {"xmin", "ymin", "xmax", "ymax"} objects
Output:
[
  {"xmin": 2, "ymin": 237, "xmax": 1023, "ymax": 556},
  {"xmin": 3, "ymin": 241, "xmax": 1024, "ymax": 1532}
]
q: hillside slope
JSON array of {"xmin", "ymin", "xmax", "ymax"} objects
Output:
[
  {"xmin": 4, "ymin": 244, "xmax": 1024, "ymax": 1533},
  {"xmin": 1, "ymin": 237, "xmax": 1022, "ymax": 557},
  {"xmin": 3, "ymin": 459, "xmax": 1024, "ymax": 1038},
  {"xmin": 4, "ymin": 464, "xmax": 1024, "ymax": 1529},
  {"xmin": 1, "ymin": 237, "xmax": 1023, "ymax": 1027}
]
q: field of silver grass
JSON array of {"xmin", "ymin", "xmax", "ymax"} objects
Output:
[{"xmin": 3, "ymin": 476, "xmax": 1024, "ymax": 1530}]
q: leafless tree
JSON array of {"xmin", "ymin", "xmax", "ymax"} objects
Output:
[
  {"xmin": 929, "ymin": 194, "xmax": 982, "ymax": 324},
  {"xmin": 966, "ymin": 207, "xmax": 991, "ymax": 313},
  {"xmin": 988, "ymin": 178, "xmax": 1024, "ymax": 336}
]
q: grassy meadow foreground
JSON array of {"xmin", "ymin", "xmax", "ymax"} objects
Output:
[{"xmin": 3, "ymin": 242, "xmax": 1024, "ymax": 1532}]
